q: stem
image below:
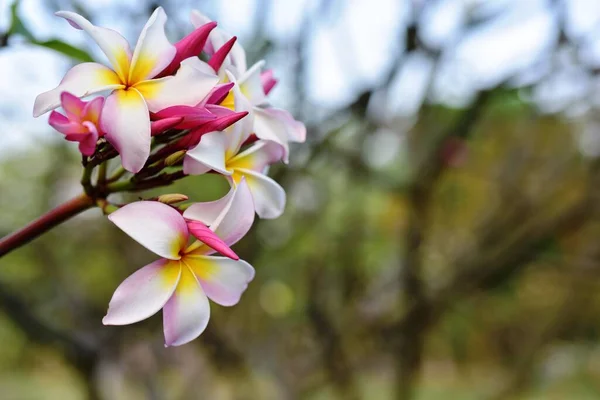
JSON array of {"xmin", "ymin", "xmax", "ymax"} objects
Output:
[
  {"xmin": 107, "ymin": 166, "xmax": 126, "ymax": 183},
  {"xmin": 97, "ymin": 161, "xmax": 107, "ymax": 185},
  {"xmin": 0, "ymin": 193, "xmax": 94, "ymax": 258}
]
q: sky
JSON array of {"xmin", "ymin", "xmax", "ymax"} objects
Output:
[{"xmin": 0, "ymin": 0, "xmax": 599, "ymax": 156}]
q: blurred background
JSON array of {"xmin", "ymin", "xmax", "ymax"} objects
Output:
[{"xmin": 2, "ymin": 0, "xmax": 600, "ymax": 399}]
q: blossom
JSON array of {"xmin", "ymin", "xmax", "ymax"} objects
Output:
[
  {"xmin": 183, "ymin": 84, "xmax": 286, "ymax": 219},
  {"xmin": 103, "ymin": 180, "xmax": 255, "ymax": 346},
  {"xmin": 190, "ymin": 11, "xmax": 306, "ymax": 163},
  {"xmin": 48, "ymin": 92, "xmax": 103, "ymax": 156},
  {"xmin": 33, "ymin": 7, "xmax": 219, "ymax": 173}
]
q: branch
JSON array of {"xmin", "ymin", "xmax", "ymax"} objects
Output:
[{"xmin": 0, "ymin": 193, "xmax": 94, "ymax": 257}]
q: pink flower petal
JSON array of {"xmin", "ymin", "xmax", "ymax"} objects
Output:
[
  {"xmin": 60, "ymin": 92, "xmax": 86, "ymax": 120},
  {"xmin": 186, "ymin": 221, "xmax": 239, "ymax": 260},
  {"xmin": 158, "ymin": 21, "xmax": 217, "ymax": 78},
  {"xmin": 186, "ymin": 255, "xmax": 254, "ymax": 307},
  {"xmin": 200, "ymin": 82, "xmax": 235, "ymax": 106},
  {"xmin": 261, "ymin": 69, "xmax": 278, "ymax": 95},
  {"xmin": 55, "ymin": 11, "xmax": 132, "ymax": 82},
  {"xmin": 151, "ymin": 117, "xmax": 184, "ymax": 136},
  {"xmin": 128, "ymin": 7, "xmax": 176, "ymax": 84},
  {"xmin": 162, "ymin": 265, "xmax": 210, "ymax": 346},
  {"xmin": 208, "ymin": 36, "xmax": 237, "ymax": 72},
  {"xmin": 101, "ymin": 89, "xmax": 151, "ymax": 173},
  {"xmin": 103, "ymin": 258, "xmax": 181, "ymax": 325},
  {"xmin": 108, "ymin": 201, "xmax": 189, "ymax": 260}
]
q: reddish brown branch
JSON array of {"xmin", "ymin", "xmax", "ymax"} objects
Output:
[{"xmin": 0, "ymin": 193, "xmax": 94, "ymax": 257}]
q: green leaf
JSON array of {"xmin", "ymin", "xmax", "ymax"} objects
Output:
[
  {"xmin": 31, "ymin": 39, "xmax": 94, "ymax": 63},
  {"xmin": 7, "ymin": 0, "xmax": 35, "ymax": 41}
]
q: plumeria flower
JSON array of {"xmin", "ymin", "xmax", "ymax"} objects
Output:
[
  {"xmin": 33, "ymin": 7, "xmax": 219, "ymax": 173},
  {"xmin": 183, "ymin": 84, "xmax": 286, "ymax": 219},
  {"xmin": 104, "ymin": 180, "xmax": 255, "ymax": 347},
  {"xmin": 48, "ymin": 92, "xmax": 103, "ymax": 156},
  {"xmin": 190, "ymin": 11, "xmax": 306, "ymax": 162}
]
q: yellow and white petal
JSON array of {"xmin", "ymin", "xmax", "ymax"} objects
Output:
[
  {"xmin": 224, "ymin": 72, "xmax": 254, "ymax": 157},
  {"xmin": 183, "ymin": 131, "xmax": 230, "ymax": 175},
  {"xmin": 237, "ymin": 168, "xmax": 286, "ymax": 219},
  {"xmin": 162, "ymin": 265, "xmax": 210, "ymax": 346},
  {"xmin": 185, "ymin": 254, "xmax": 254, "ymax": 307},
  {"xmin": 238, "ymin": 61, "xmax": 266, "ymax": 106},
  {"xmin": 102, "ymin": 89, "xmax": 151, "ymax": 173},
  {"xmin": 134, "ymin": 58, "xmax": 219, "ymax": 113},
  {"xmin": 56, "ymin": 11, "xmax": 132, "ymax": 82},
  {"xmin": 103, "ymin": 259, "xmax": 181, "ymax": 325},
  {"xmin": 108, "ymin": 201, "xmax": 189, "ymax": 260},
  {"xmin": 227, "ymin": 140, "xmax": 285, "ymax": 174},
  {"xmin": 128, "ymin": 7, "xmax": 176, "ymax": 84},
  {"xmin": 33, "ymin": 62, "xmax": 123, "ymax": 117}
]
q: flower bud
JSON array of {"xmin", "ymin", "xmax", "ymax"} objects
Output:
[
  {"xmin": 157, "ymin": 194, "xmax": 189, "ymax": 205},
  {"xmin": 164, "ymin": 150, "xmax": 186, "ymax": 166}
]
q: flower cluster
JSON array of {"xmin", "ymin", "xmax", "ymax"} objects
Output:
[{"xmin": 33, "ymin": 8, "xmax": 305, "ymax": 346}]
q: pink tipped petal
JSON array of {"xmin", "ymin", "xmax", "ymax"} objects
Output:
[
  {"xmin": 158, "ymin": 22, "xmax": 217, "ymax": 77},
  {"xmin": 186, "ymin": 221, "xmax": 239, "ymax": 260},
  {"xmin": 186, "ymin": 255, "xmax": 255, "ymax": 307},
  {"xmin": 103, "ymin": 259, "xmax": 181, "ymax": 325},
  {"xmin": 102, "ymin": 89, "xmax": 151, "ymax": 173},
  {"xmin": 163, "ymin": 266, "xmax": 210, "ymax": 346},
  {"xmin": 128, "ymin": 7, "xmax": 176, "ymax": 84},
  {"xmin": 134, "ymin": 58, "xmax": 219, "ymax": 112},
  {"xmin": 79, "ymin": 121, "xmax": 99, "ymax": 155},
  {"xmin": 228, "ymin": 140, "xmax": 285, "ymax": 173},
  {"xmin": 82, "ymin": 96, "xmax": 104, "ymax": 125},
  {"xmin": 238, "ymin": 169, "xmax": 286, "ymax": 219},
  {"xmin": 183, "ymin": 187, "xmax": 234, "ymax": 226},
  {"xmin": 175, "ymin": 110, "xmax": 248, "ymax": 150},
  {"xmin": 261, "ymin": 70, "xmax": 277, "ymax": 95},
  {"xmin": 208, "ymin": 36, "xmax": 237, "ymax": 72},
  {"xmin": 33, "ymin": 63, "xmax": 123, "ymax": 117},
  {"xmin": 154, "ymin": 105, "xmax": 215, "ymax": 130},
  {"xmin": 55, "ymin": 11, "xmax": 132, "ymax": 82},
  {"xmin": 209, "ymin": 179, "xmax": 255, "ymax": 245},
  {"xmin": 183, "ymin": 131, "xmax": 230, "ymax": 175},
  {"xmin": 60, "ymin": 92, "xmax": 86, "ymax": 120},
  {"xmin": 108, "ymin": 201, "xmax": 189, "ymax": 260},
  {"xmin": 254, "ymin": 108, "xmax": 307, "ymax": 163},
  {"xmin": 200, "ymin": 82, "xmax": 235, "ymax": 106},
  {"xmin": 48, "ymin": 111, "xmax": 78, "ymax": 134},
  {"xmin": 238, "ymin": 61, "xmax": 267, "ymax": 106}
]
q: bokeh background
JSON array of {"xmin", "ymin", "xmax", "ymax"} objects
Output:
[{"xmin": 2, "ymin": 0, "xmax": 600, "ymax": 399}]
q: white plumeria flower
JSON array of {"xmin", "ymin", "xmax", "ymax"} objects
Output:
[
  {"xmin": 190, "ymin": 11, "xmax": 306, "ymax": 163},
  {"xmin": 104, "ymin": 179, "xmax": 255, "ymax": 347},
  {"xmin": 33, "ymin": 7, "xmax": 219, "ymax": 172},
  {"xmin": 183, "ymin": 81, "xmax": 286, "ymax": 219}
]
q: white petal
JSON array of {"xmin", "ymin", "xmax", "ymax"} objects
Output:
[
  {"xmin": 183, "ymin": 131, "xmax": 230, "ymax": 175},
  {"xmin": 103, "ymin": 259, "xmax": 181, "ymax": 325},
  {"xmin": 208, "ymin": 178, "xmax": 255, "ymax": 246},
  {"xmin": 186, "ymin": 255, "xmax": 255, "ymax": 307},
  {"xmin": 128, "ymin": 7, "xmax": 176, "ymax": 84},
  {"xmin": 55, "ymin": 11, "xmax": 132, "ymax": 82},
  {"xmin": 237, "ymin": 168, "xmax": 286, "ymax": 219},
  {"xmin": 134, "ymin": 58, "xmax": 219, "ymax": 112},
  {"xmin": 162, "ymin": 265, "xmax": 210, "ymax": 346},
  {"xmin": 101, "ymin": 89, "xmax": 151, "ymax": 173},
  {"xmin": 108, "ymin": 201, "xmax": 189, "ymax": 260},
  {"xmin": 238, "ymin": 61, "xmax": 266, "ymax": 106},
  {"xmin": 33, "ymin": 62, "xmax": 123, "ymax": 117}
]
